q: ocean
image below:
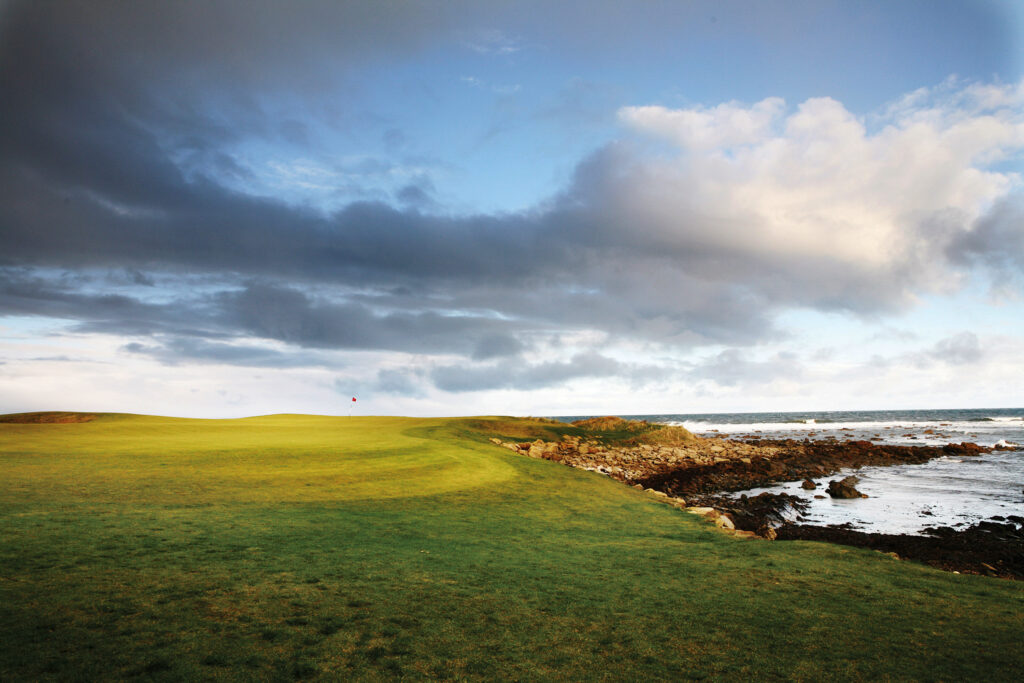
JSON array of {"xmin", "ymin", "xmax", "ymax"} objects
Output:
[{"xmin": 553, "ymin": 409, "xmax": 1024, "ymax": 535}]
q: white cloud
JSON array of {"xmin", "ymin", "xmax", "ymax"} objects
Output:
[
  {"xmin": 619, "ymin": 97, "xmax": 785, "ymax": 150},
  {"xmin": 611, "ymin": 80, "xmax": 1024, "ymax": 311}
]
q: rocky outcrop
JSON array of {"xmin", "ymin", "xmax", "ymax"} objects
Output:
[
  {"xmin": 489, "ymin": 430, "xmax": 1001, "ymax": 555},
  {"xmin": 488, "ymin": 426, "xmax": 1023, "ymax": 577},
  {"xmin": 492, "ymin": 434, "xmax": 991, "ymax": 500},
  {"xmin": 492, "ymin": 433, "xmax": 774, "ymax": 488}
]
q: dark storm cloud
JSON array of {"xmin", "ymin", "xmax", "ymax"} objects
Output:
[
  {"xmin": 0, "ymin": 269, "xmax": 207, "ymax": 335},
  {"xmin": 0, "ymin": 270, "xmax": 531, "ymax": 362},
  {"xmin": 216, "ymin": 281, "xmax": 528, "ymax": 356}
]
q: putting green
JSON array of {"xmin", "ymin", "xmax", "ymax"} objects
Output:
[{"xmin": 0, "ymin": 414, "xmax": 518, "ymax": 504}]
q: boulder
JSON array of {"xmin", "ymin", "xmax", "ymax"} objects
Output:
[
  {"xmin": 827, "ymin": 475, "xmax": 865, "ymax": 499},
  {"xmin": 800, "ymin": 479, "xmax": 817, "ymax": 490}
]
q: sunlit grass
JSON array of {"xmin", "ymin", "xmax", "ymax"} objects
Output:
[{"xmin": 1, "ymin": 414, "xmax": 1022, "ymax": 680}]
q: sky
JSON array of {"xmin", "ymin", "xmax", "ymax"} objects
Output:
[{"xmin": 1, "ymin": 0, "xmax": 1023, "ymax": 418}]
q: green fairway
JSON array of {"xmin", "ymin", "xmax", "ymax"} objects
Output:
[{"xmin": 1, "ymin": 414, "xmax": 1022, "ymax": 681}]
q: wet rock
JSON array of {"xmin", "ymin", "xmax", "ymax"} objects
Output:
[
  {"xmin": 942, "ymin": 442, "xmax": 986, "ymax": 456},
  {"xmin": 781, "ymin": 518, "xmax": 1024, "ymax": 579},
  {"xmin": 827, "ymin": 476, "xmax": 865, "ymax": 499},
  {"xmin": 800, "ymin": 479, "xmax": 817, "ymax": 490}
]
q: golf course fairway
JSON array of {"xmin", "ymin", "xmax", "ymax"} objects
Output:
[{"xmin": 1, "ymin": 413, "xmax": 1022, "ymax": 680}]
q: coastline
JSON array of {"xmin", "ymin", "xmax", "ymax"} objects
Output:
[{"xmin": 493, "ymin": 421, "xmax": 1024, "ymax": 580}]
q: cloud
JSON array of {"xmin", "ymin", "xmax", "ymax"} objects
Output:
[
  {"xmin": 927, "ymin": 332, "xmax": 984, "ymax": 365},
  {"xmin": 612, "ymin": 82, "xmax": 1024, "ymax": 313},
  {"xmin": 869, "ymin": 331, "xmax": 986, "ymax": 371},
  {"xmin": 947, "ymin": 196, "xmax": 1024, "ymax": 280},
  {"xmin": 431, "ymin": 351, "xmax": 640, "ymax": 393},
  {"xmin": 686, "ymin": 349, "xmax": 804, "ymax": 388},
  {"xmin": 3, "ymin": 75, "xmax": 1022, "ymax": 381},
  {"xmin": 121, "ymin": 337, "xmax": 327, "ymax": 368},
  {"xmin": 374, "ymin": 367, "xmax": 427, "ymax": 396},
  {"xmin": 2, "ymin": 0, "xmax": 1022, "ymax": 395},
  {"xmin": 619, "ymin": 98, "xmax": 785, "ymax": 150}
]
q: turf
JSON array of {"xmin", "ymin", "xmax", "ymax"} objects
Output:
[{"xmin": 1, "ymin": 413, "xmax": 1021, "ymax": 681}]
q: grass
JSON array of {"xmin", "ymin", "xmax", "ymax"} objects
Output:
[{"xmin": 1, "ymin": 413, "xmax": 1022, "ymax": 681}]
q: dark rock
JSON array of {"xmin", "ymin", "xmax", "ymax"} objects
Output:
[
  {"xmin": 779, "ymin": 518, "xmax": 1024, "ymax": 579},
  {"xmin": 827, "ymin": 476, "xmax": 865, "ymax": 499},
  {"xmin": 942, "ymin": 442, "xmax": 986, "ymax": 456},
  {"xmin": 800, "ymin": 479, "xmax": 816, "ymax": 489}
]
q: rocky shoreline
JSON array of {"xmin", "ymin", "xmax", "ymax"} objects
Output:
[{"xmin": 491, "ymin": 422, "xmax": 1023, "ymax": 580}]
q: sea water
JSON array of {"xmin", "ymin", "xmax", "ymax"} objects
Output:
[{"xmin": 554, "ymin": 409, "xmax": 1024, "ymax": 535}]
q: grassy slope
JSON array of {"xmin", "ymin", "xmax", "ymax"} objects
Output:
[{"xmin": 0, "ymin": 414, "xmax": 1021, "ymax": 681}]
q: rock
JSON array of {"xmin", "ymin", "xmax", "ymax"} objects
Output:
[
  {"xmin": 489, "ymin": 437, "xmax": 502, "ymax": 445},
  {"xmin": 827, "ymin": 476, "xmax": 865, "ymax": 499},
  {"xmin": 756, "ymin": 524, "xmax": 777, "ymax": 540},
  {"xmin": 813, "ymin": 494, "xmax": 826, "ymax": 499},
  {"xmin": 942, "ymin": 442, "xmax": 987, "ymax": 456},
  {"xmin": 800, "ymin": 479, "xmax": 816, "ymax": 490},
  {"xmin": 715, "ymin": 514, "xmax": 735, "ymax": 530}
]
